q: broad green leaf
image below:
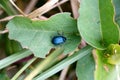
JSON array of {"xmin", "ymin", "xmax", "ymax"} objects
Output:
[
  {"xmin": 112, "ymin": 0, "xmax": 120, "ymax": 27},
  {"xmin": 33, "ymin": 46, "xmax": 93, "ymax": 80},
  {"xmin": 7, "ymin": 13, "xmax": 80, "ymax": 58},
  {"xmin": 77, "ymin": 0, "xmax": 119, "ymax": 50},
  {"xmin": 94, "ymin": 50, "xmax": 120, "ymax": 80},
  {"xmin": 76, "ymin": 53, "xmax": 95, "ymax": 80},
  {"xmin": 0, "ymin": 50, "xmax": 32, "ymax": 69},
  {"xmin": 0, "ymin": 0, "xmax": 17, "ymax": 15}
]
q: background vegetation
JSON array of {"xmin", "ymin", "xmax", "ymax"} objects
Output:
[{"xmin": 0, "ymin": 0, "xmax": 120, "ymax": 80}]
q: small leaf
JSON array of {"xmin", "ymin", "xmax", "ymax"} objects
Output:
[
  {"xmin": 94, "ymin": 49, "xmax": 120, "ymax": 80},
  {"xmin": 77, "ymin": 0, "xmax": 119, "ymax": 50},
  {"xmin": 76, "ymin": 53, "xmax": 95, "ymax": 80},
  {"xmin": 7, "ymin": 13, "xmax": 80, "ymax": 58},
  {"xmin": 106, "ymin": 44, "xmax": 120, "ymax": 65}
]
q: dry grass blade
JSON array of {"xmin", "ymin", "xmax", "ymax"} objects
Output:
[
  {"xmin": 24, "ymin": 0, "xmax": 39, "ymax": 14},
  {"xmin": 0, "ymin": 15, "xmax": 47, "ymax": 22},
  {"xmin": 53, "ymin": 0, "xmax": 69, "ymax": 8},
  {"xmin": 57, "ymin": 2, "xmax": 63, "ymax": 13},
  {"xmin": 0, "ymin": 8, "xmax": 4, "ymax": 15},
  {"xmin": 59, "ymin": 66, "xmax": 69, "ymax": 80},
  {"xmin": 9, "ymin": 0, "xmax": 26, "ymax": 16},
  {"xmin": 27, "ymin": 0, "xmax": 59, "ymax": 18},
  {"xmin": 70, "ymin": 0, "xmax": 79, "ymax": 19},
  {"xmin": 37, "ymin": 0, "xmax": 69, "ymax": 18},
  {"xmin": 0, "ymin": 15, "xmax": 22, "ymax": 22},
  {"xmin": 0, "ymin": 29, "xmax": 9, "ymax": 34}
]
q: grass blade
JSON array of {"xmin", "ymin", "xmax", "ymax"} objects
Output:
[
  {"xmin": 0, "ymin": 50, "xmax": 32, "ymax": 69},
  {"xmin": 34, "ymin": 46, "xmax": 93, "ymax": 80}
]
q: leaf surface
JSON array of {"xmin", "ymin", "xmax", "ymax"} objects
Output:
[
  {"xmin": 76, "ymin": 53, "xmax": 95, "ymax": 80},
  {"xmin": 7, "ymin": 13, "xmax": 80, "ymax": 58},
  {"xmin": 112, "ymin": 0, "xmax": 120, "ymax": 27},
  {"xmin": 77, "ymin": 0, "xmax": 119, "ymax": 49}
]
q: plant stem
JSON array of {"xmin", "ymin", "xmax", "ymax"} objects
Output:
[
  {"xmin": 0, "ymin": 50, "xmax": 32, "ymax": 69},
  {"xmin": 11, "ymin": 57, "xmax": 37, "ymax": 80},
  {"xmin": 24, "ymin": 47, "xmax": 64, "ymax": 80},
  {"xmin": 0, "ymin": 0, "xmax": 18, "ymax": 15},
  {"xmin": 33, "ymin": 46, "xmax": 93, "ymax": 80}
]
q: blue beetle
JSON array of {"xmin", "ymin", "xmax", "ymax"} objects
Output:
[{"xmin": 52, "ymin": 35, "xmax": 66, "ymax": 45}]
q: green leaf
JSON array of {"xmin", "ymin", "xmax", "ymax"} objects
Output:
[
  {"xmin": 113, "ymin": 0, "xmax": 120, "ymax": 43},
  {"xmin": 76, "ymin": 52, "xmax": 95, "ymax": 80},
  {"xmin": 7, "ymin": 13, "xmax": 80, "ymax": 58},
  {"xmin": 94, "ymin": 50, "xmax": 120, "ymax": 80},
  {"xmin": 112, "ymin": 0, "xmax": 120, "ymax": 27},
  {"xmin": 0, "ymin": 50, "xmax": 32, "ymax": 69},
  {"xmin": 33, "ymin": 46, "xmax": 93, "ymax": 80},
  {"xmin": 77, "ymin": 0, "xmax": 119, "ymax": 50}
]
